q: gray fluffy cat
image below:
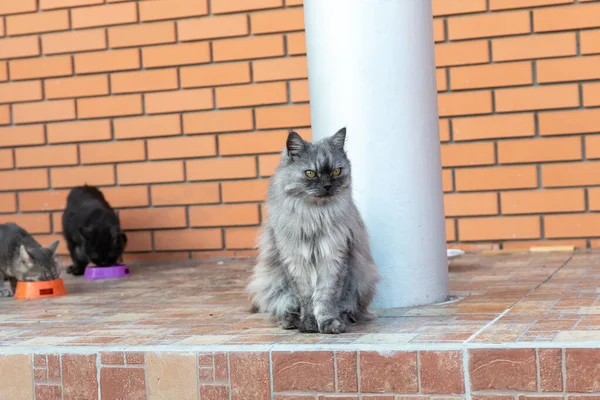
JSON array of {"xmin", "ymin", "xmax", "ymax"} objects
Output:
[
  {"xmin": 247, "ymin": 128, "xmax": 380, "ymax": 334},
  {"xmin": 0, "ymin": 223, "xmax": 60, "ymax": 298}
]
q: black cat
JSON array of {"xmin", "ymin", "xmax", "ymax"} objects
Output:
[{"xmin": 62, "ymin": 185, "xmax": 127, "ymax": 276}]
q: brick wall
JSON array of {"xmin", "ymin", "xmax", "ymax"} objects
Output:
[{"xmin": 0, "ymin": 0, "xmax": 599, "ymax": 261}]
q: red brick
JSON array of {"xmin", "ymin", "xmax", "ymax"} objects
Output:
[
  {"xmin": 222, "ymin": 180, "xmax": 269, "ymax": 203},
  {"xmin": 126, "ymin": 353, "xmax": 145, "ymax": 365},
  {"xmin": 0, "ymin": 149, "xmax": 12, "ymax": 169},
  {"xmin": 438, "ymin": 91, "xmax": 493, "ymax": 117},
  {"xmin": 48, "ymin": 120, "xmax": 111, "ymax": 144},
  {"xmin": 444, "ymin": 193, "xmax": 498, "ymax": 217},
  {"xmin": 460, "ymin": 216, "xmax": 540, "ymax": 241},
  {"xmin": 501, "ymin": 189, "xmax": 584, "ymax": 215},
  {"xmin": 71, "ymin": 3, "xmax": 137, "ymax": 29},
  {"xmin": 43, "ymin": 28, "xmax": 107, "ymax": 55},
  {"xmin": 435, "ymin": 41, "xmax": 489, "ymax": 67},
  {"xmin": 40, "ymin": 0, "xmax": 103, "ymax": 10},
  {"xmin": 154, "ymin": 229, "xmax": 222, "ymax": 250},
  {"xmin": 469, "ymin": 349, "xmax": 537, "ymax": 391},
  {"xmin": 186, "ymin": 157, "xmax": 257, "ymax": 181},
  {"xmin": 200, "ymin": 386, "xmax": 229, "ymax": 400},
  {"xmin": 360, "ymin": 352, "xmax": 418, "ymax": 394},
  {"xmin": 498, "ymin": 137, "xmax": 581, "ymax": 164},
  {"xmin": 546, "ymin": 214, "xmax": 600, "ymax": 238},
  {"xmin": 51, "ymin": 165, "xmax": 115, "ymax": 188},
  {"xmin": 0, "ymin": 194, "xmax": 16, "ymax": 213},
  {"xmin": 287, "ymin": 32, "xmax": 306, "ymax": 55},
  {"xmin": 543, "ymin": 161, "xmax": 600, "ymax": 187},
  {"xmin": 219, "ymin": 130, "xmax": 305, "ymax": 155},
  {"xmin": 45, "ymin": 75, "xmax": 109, "ymax": 99},
  {"xmin": 566, "ymin": 348, "xmax": 600, "ymax": 392},
  {"xmin": 441, "ymin": 143, "xmax": 495, "ymax": 167},
  {"xmin": 139, "ymin": 0, "xmax": 208, "ymax": 21},
  {"xmin": 0, "ymin": 214, "xmax": 51, "ymax": 234},
  {"xmin": 145, "ymin": 89, "xmax": 213, "ymax": 114},
  {"xmin": 75, "ymin": 49, "xmax": 140, "ymax": 74},
  {"xmin": 432, "ymin": 0, "xmax": 487, "ymax": 16},
  {"xmin": 433, "ymin": 19, "xmax": 445, "ymax": 42},
  {"xmin": 272, "ymin": 352, "xmax": 334, "ymax": 392},
  {"xmin": 0, "ymin": 0, "xmax": 37, "ymax": 14},
  {"xmin": 147, "ymin": 136, "xmax": 217, "ymax": 160},
  {"xmin": 456, "ymin": 166, "xmax": 538, "ymax": 191},
  {"xmin": 114, "ymin": 114, "xmax": 181, "ymax": 139},
  {"xmin": 142, "ymin": 42, "xmax": 210, "ymax": 68},
  {"xmin": 446, "ymin": 219, "xmax": 457, "ymax": 241},
  {"xmin": 539, "ymin": 109, "xmax": 600, "ymax": 136},
  {"xmin": 492, "ymin": 32, "xmax": 576, "ymax": 61},
  {"xmin": 80, "ymin": 141, "xmax": 146, "ymax": 164},
  {"xmin": 120, "ymin": 207, "xmax": 186, "ymax": 230},
  {"xmin": 9, "ymin": 56, "xmax": 72, "ymax": 80},
  {"xmin": 77, "ymin": 94, "xmax": 142, "ymax": 118},
  {"xmin": 420, "ymin": 351, "xmax": 464, "ymax": 394},
  {"xmin": 183, "ymin": 109, "xmax": 253, "ymax": 134},
  {"xmin": 0, "ymin": 36, "xmax": 40, "ymax": 59},
  {"xmin": 16, "ymin": 145, "xmax": 78, "ymax": 168},
  {"xmin": 584, "ymin": 82, "xmax": 600, "ymax": 106},
  {"xmin": 450, "ymin": 62, "xmax": 532, "ymax": 90},
  {"xmin": 253, "ymin": 56, "xmax": 308, "ymax": 82},
  {"xmin": 581, "ymin": 29, "xmax": 600, "ymax": 55},
  {"xmin": 336, "ymin": 352, "xmax": 358, "ymax": 393},
  {"xmin": 586, "ymin": 135, "xmax": 600, "ymax": 159},
  {"xmin": 452, "ymin": 113, "xmax": 534, "ymax": 142},
  {"xmin": 0, "ymin": 62, "xmax": 6, "ymax": 81},
  {"xmin": 213, "ymin": 35, "xmax": 285, "ymax": 61},
  {"xmin": 495, "ymin": 84, "xmax": 579, "ymax": 112},
  {"xmin": 258, "ymin": 154, "xmax": 280, "ymax": 176},
  {"xmin": 6, "ymin": 10, "xmax": 69, "ymax": 36},
  {"xmin": 0, "ymin": 106, "xmax": 7, "ymax": 125},
  {"xmin": 35, "ymin": 385, "xmax": 62, "ymax": 400},
  {"xmin": 251, "ymin": 8, "xmax": 304, "ymax": 34},
  {"xmin": 539, "ymin": 349, "xmax": 563, "ymax": 392},
  {"xmin": 448, "ymin": 11, "xmax": 530, "ymax": 40},
  {"xmin": 437, "ymin": 68, "xmax": 448, "ymax": 92},
  {"xmin": 100, "ymin": 352, "xmax": 124, "ymax": 365},
  {"xmin": 490, "ymin": 0, "xmax": 572, "ymax": 10},
  {"xmin": 0, "ymin": 125, "xmax": 45, "ymax": 148},
  {"xmin": 13, "ymin": 100, "xmax": 75, "ymax": 124},
  {"xmin": 290, "ymin": 79, "xmax": 309, "ymax": 102},
  {"xmin": 537, "ymin": 55, "xmax": 600, "ymax": 83},
  {"xmin": 108, "ymin": 22, "xmax": 176, "ymax": 48},
  {"xmin": 181, "ymin": 62, "xmax": 251, "ymax": 88},
  {"xmin": 111, "ymin": 69, "xmax": 178, "ymax": 94},
  {"xmin": 100, "ymin": 368, "xmax": 145, "ymax": 399},
  {"xmin": 256, "ymin": 104, "xmax": 310, "ymax": 129},
  {"xmin": 178, "ymin": 14, "xmax": 248, "ymax": 41},
  {"xmin": 190, "ymin": 204, "xmax": 259, "ymax": 227},
  {"xmin": 216, "ymin": 82, "xmax": 287, "ymax": 108},
  {"xmin": 225, "ymin": 227, "xmax": 258, "ymax": 249},
  {"xmin": 534, "ymin": 3, "xmax": 600, "ymax": 32},
  {"xmin": 151, "ymin": 183, "xmax": 219, "ymax": 206},
  {"xmin": 62, "ymin": 354, "xmax": 98, "ymax": 400},
  {"xmin": 212, "ymin": 0, "xmax": 283, "ymax": 14},
  {"xmin": 587, "ymin": 188, "xmax": 600, "ymax": 211},
  {"xmin": 0, "ymin": 81, "xmax": 42, "ymax": 104},
  {"xmin": 118, "ymin": 161, "xmax": 184, "ymax": 185},
  {"xmin": 124, "ymin": 252, "xmax": 190, "ymax": 263}
]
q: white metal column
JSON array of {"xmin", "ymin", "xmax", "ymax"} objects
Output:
[{"xmin": 304, "ymin": 0, "xmax": 449, "ymax": 308}]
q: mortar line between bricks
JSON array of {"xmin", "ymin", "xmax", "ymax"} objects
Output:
[{"xmin": 465, "ymin": 253, "xmax": 574, "ymax": 343}]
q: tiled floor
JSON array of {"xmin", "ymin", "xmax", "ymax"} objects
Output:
[
  {"xmin": 5, "ymin": 252, "xmax": 600, "ymax": 399},
  {"xmin": 2, "ymin": 251, "xmax": 597, "ymax": 347}
]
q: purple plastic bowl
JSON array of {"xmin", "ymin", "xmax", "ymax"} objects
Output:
[{"xmin": 84, "ymin": 265, "xmax": 131, "ymax": 280}]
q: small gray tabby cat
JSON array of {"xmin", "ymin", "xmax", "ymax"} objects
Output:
[
  {"xmin": 247, "ymin": 128, "xmax": 380, "ymax": 334},
  {"xmin": 0, "ymin": 223, "xmax": 60, "ymax": 298}
]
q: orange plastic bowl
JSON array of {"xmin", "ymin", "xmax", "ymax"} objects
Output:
[{"xmin": 14, "ymin": 279, "xmax": 67, "ymax": 300}]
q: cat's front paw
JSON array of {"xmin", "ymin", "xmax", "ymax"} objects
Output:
[
  {"xmin": 0, "ymin": 287, "xmax": 14, "ymax": 298},
  {"xmin": 279, "ymin": 313, "xmax": 300, "ymax": 330},
  {"xmin": 298, "ymin": 315, "xmax": 318, "ymax": 333},
  {"xmin": 66, "ymin": 265, "xmax": 85, "ymax": 276},
  {"xmin": 319, "ymin": 318, "xmax": 346, "ymax": 334}
]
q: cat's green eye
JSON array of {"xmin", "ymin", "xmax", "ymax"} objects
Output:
[
  {"xmin": 331, "ymin": 168, "xmax": 342, "ymax": 177},
  {"xmin": 305, "ymin": 170, "xmax": 316, "ymax": 178}
]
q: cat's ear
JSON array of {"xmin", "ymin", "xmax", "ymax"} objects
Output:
[
  {"xmin": 47, "ymin": 240, "xmax": 60, "ymax": 255},
  {"xmin": 330, "ymin": 127, "xmax": 346, "ymax": 151},
  {"xmin": 286, "ymin": 131, "xmax": 305, "ymax": 157},
  {"xmin": 19, "ymin": 245, "xmax": 33, "ymax": 264},
  {"xmin": 79, "ymin": 226, "xmax": 93, "ymax": 240}
]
